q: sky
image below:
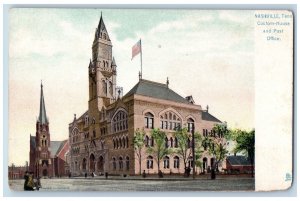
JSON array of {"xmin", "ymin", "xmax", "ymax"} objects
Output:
[{"xmin": 8, "ymin": 9, "xmax": 254, "ymax": 166}]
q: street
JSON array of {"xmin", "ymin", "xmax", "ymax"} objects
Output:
[{"xmin": 9, "ymin": 176, "xmax": 255, "ymax": 191}]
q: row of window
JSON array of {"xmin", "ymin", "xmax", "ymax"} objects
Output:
[
  {"xmin": 113, "ymin": 136, "xmax": 129, "ymax": 149},
  {"xmin": 146, "ymin": 156, "xmax": 193, "ymax": 169},
  {"xmin": 112, "ymin": 156, "xmax": 130, "ymax": 171},
  {"xmin": 113, "ymin": 110, "xmax": 128, "ymax": 133},
  {"xmin": 203, "ymin": 129, "xmax": 224, "ymax": 138}
]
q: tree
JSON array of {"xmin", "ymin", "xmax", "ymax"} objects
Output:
[
  {"xmin": 206, "ymin": 124, "xmax": 229, "ymax": 179},
  {"xmin": 230, "ymin": 129, "xmax": 255, "ymax": 177},
  {"xmin": 133, "ymin": 129, "xmax": 145, "ymax": 175},
  {"xmin": 147, "ymin": 129, "xmax": 171, "ymax": 175},
  {"xmin": 174, "ymin": 127, "xmax": 203, "ymax": 176}
]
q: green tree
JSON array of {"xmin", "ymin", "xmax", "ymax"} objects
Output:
[
  {"xmin": 133, "ymin": 129, "xmax": 145, "ymax": 175},
  {"xmin": 230, "ymin": 129, "xmax": 255, "ymax": 177},
  {"xmin": 147, "ymin": 129, "xmax": 171, "ymax": 174},
  {"xmin": 174, "ymin": 127, "xmax": 203, "ymax": 176}
]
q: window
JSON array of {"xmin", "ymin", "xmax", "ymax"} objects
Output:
[
  {"xmin": 112, "ymin": 110, "xmax": 128, "ymax": 133},
  {"xmin": 119, "ymin": 157, "xmax": 123, "ymax": 170},
  {"xmin": 160, "ymin": 111, "xmax": 181, "ymax": 131},
  {"xmin": 163, "ymin": 156, "xmax": 170, "ymax": 169},
  {"xmin": 187, "ymin": 118, "xmax": 195, "ymax": 132},
  {"xmin": 126, "ymin": 136, "xmax": 129, "ymax": 148},
  {"xmin": 174, "ymin": 156, "xmax": 180, "ymax": 168},
  {"xmin": 144, "ymin": 112, "xmax": 154, "ymax": 129},
  {"xmin": 113, "ymin": 158, "xmax": 116, "ymax": 170},
  {"xmin": 145, "ymin": 135, "xmax": 149, "ymax": 147},
  {"xmin": 85, "ymin": 116, "xmax": 89, "ymax": 127},
  {"xmin": 174, "ymin": 137, "xmax": 178, "ymax": 148},
  {"xmin": 188, "ymin": 156, "xmax": 193, "ymax": 168},
  {"xmin": 170, "ymin": 137, "xmax": 173, "ymax": 148},
  {"xmin": 165, "ymin": 137, "xmax": 169, "ymax": 148},
  {"xmin": 126, "ymin": 156, "xmax": 130, "ymax": 170},
  {"xmin": 146, "ymin": 156, "xmax": 153, "ymax": 169},
  {"xmin": 82, "ymin": 158, "xmax": 87, "ymax": 170},
  {"xmin": 203, "ymin": 129, "xmax": 205, "ymax": 136}
]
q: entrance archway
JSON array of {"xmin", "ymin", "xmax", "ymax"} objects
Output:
[
  {"xmin": 42, "ymin": 169, "xmax": 48, "ymax": 176},
  {"xmin": 90, "ymin": 154, "xmax": 95, "ymax": 172},
  {"xmin": 97, "ymin": 156, "xmax": 104, "ymax": 172}
]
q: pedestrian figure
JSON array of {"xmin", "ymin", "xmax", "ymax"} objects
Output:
[
  {"xmin": 85, "ymin": 172, "xmax": 87, "ymax": 178},
  {"xmin": 25, "ymin": 172, "xmax": 35, "ymax": 191},
  {"xmin": 69, "ymin": 172, "xmax": 71, "ymax": 178},
  {"xmin": 91, "ymin": 172, "xmax": 94, "ymax": 177},
  {"xmin": 142, "ymin": 170, "xmax": 146, "ymax": 178},
  {"xmin": 187, "ymin": 167, "xmax": 191, "ymax": 177},
  {"xmin": 23, "ymin": 171, "xmax": 29, "ymax": 191},
  {"xmin": 105, "ymin": 172, "xmax": 108, "ymax": 179}
]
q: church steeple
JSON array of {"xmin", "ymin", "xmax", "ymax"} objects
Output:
[
  {"xmin": 38, "ymin": 82, "xmax": 48, "ymax": 124},
  {"xmin": 94, "ymin": 13, "xmax": 110, "ymax": 41}
]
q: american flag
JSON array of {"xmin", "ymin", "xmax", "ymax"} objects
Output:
[{"xmin": 131, "ymin": 39, "xmax": 141, "ymax": 60}]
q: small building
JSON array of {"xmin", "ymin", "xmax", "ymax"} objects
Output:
[
  {"xmin": 8, "ymin": 165, "xmax": 27, "ymax": 180},
  {"xmin": 226, "ymin": 155, "xmax": 254, "ymax": 174}
]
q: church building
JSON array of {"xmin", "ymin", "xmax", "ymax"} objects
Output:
[
  {"xmin": 68, "ymin": 15, "xmax": 225, "ymax": 176},
  {"xmin": 29, "ymin": 83, "xmax": 70, "ymax": 177}
]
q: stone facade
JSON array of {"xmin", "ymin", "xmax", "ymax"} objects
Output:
[{"xmin": 69, "ymin": 15, "xmax": 226, "ymax": 176}]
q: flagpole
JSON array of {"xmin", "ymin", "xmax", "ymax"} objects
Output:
[{"xmin": 140, "ymin": 39, "xmax": 143, "ymax": 79}]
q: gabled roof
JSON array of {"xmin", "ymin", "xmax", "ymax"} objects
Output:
[
  {"xmin": 202, "ymin": 111, "xmax": 222, "ymax": 123},
  {"xmin": 227, "ymin": 155, "xmax": 253, "ymax": 166},
  {"xmin": 124, "ymin": 79, "xmax": 190, "ymax": 104},
  {"xmin": 50, "ymin": 141, "xmax": 63, "ymax": 157},
  {"xmin": 55, "ymin": 140, "xmax": 68, "ymax": 156}
]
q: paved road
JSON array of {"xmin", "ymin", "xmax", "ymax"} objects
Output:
[{"xmin": 9, "ymin": 177, "xmax": 254, "ymax": 191}]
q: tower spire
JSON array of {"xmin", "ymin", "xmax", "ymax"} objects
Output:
[{"xmin": 38, "ymin": 82, "xmax": 48, "ymax": 124}]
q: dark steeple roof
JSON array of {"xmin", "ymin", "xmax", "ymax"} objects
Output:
[
  {"xmin": 38, "ymin": 82, "xmax": 48, "ymax": 124},
  {"xmin": 202, "ymin": 111, "xmax": 222, "ymax": 123},
  {"xmin": 124, "ymin": 79, "xmax": 190, "ymax": 104},
  {"xmin": 95, "ymin": 13, "xmax": 110, "ymax": 40}
]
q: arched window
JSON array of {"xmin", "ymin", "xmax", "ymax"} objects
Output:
[
  {"xmin": 82, "ymin": 158, "xmax": 87, "ymax": 170},
  {"xmin": 146, "ymin": 156, "xmax": 153, "ymax": 169},
  {"xmin": 188, "ymin": 156, "xmax": 193, "ymax": 168},
  {"xmin": 119, "ymin": 157, "xmax": 123, "ymax": 170},
  {"xmin": 187, "ymin": 138, "xmax": 191, "ymax": 148},
  {"xmin": 126, "ymin": 156, "xmax": 130, "ymax": 170},
  {"xmin": 98, "ymin": 156, "xmax": 104, "ymax": 172},
  {"xmin": 174, "ymin": 156, "xmax": 180, "ymax": 168},
  {"xmin": 187, "ymin": 118, "xmax": 195, "ymax": 132},
  {"xmin": 170, "ymin": 137, "xmax": 173, "ymax": 148},
  {"xmin": 116, "ymin": 138, "xmax": 119, "ymax": 148},
  {"xmin": 160, "ymin": 111, "xmax": 181, "ymax": 130},
  {"xmin": 112, "ymin": 157, "xmax": 116, "ymax": 170},
  {"xmin": 119, "ymin": 138, "xmax": 122, "ymax": 149},
  {"xmin": 165, "ymin": 137, "xmax": 169, "ymax": 148},
  {"xmin": 150, "ymin": 137, "xmax": 154, "ymax": 147},
  {"xmin": 144, "ymin": 112, "xmax": 154, "ymax": 129},
  {"xmin": 145, "ymin": 135, "xmax": 149, "ymax": 147},
  {"xmin": 126, "ymin": 136, "xmax": 129, "ymax": 148},
  {"xmin": 113, "ymin": 139, "xmax": 116, "ymax": 149},
  {"xmin": 174, "ymin": 137, "xmax": 178, "ymax": 148},
  {"xmin": 163, "ymin": 156, "xmax": 170, "ymax": 169},
  {"xmin": 122, "ymin": 137, "xmax": 125, "ymax": 148},
  {"xmin": 112, "ymin": 109, "xmax": 128, "ymax": 133}
]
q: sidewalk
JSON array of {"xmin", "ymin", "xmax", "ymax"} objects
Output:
[{"xmin": 65, "ymin": 174, "xmax": 254, "ymax": 181}]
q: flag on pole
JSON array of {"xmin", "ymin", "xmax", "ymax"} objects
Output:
[{"xmin": 131, "ymin": 39, "xmax": 141, "ymax": 60}]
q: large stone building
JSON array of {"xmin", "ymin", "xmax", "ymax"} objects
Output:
[
  {"xmin": 29, "ymin": 84, "xmax": 70, "ymax": 177},
  {"xmin": 69, "ymin": 15, "xmax": 225, "ymax": 176}
]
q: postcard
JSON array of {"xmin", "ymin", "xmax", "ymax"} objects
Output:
[{"xmin": 7, "ymin": 8, "xmax": 293, "ymax": 192}]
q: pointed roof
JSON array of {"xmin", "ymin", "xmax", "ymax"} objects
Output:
[
  {"xmin": 95, "ymin": 13, "xmax": 110, "ymax": 40},
  {"xmin": 124, "ymin": 79, "xmax": 190, "ymax": 104},
  {"xmin": 201, "ymin": 111, "xmax": 222, "ymax": 123},
  {"xmin": 111, "ymin": 57, "xmax": 117, "ymax": 66},
  {"xmin": 38, "ymin": 82, "xmax": 48, "ymax": 124}
]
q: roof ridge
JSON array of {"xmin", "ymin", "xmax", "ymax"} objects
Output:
[{"xmin": 140, "ymin": 79, "xmax": 167, "ymax": 88}]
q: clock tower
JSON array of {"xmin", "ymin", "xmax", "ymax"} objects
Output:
[{"xmin": 89, "ymin": 14, "xmax": 117, "ymax": 112}]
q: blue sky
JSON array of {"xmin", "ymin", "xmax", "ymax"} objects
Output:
[{"xmin": 9, "ymin": 9, "xmax": 254, "ymax": 165}]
